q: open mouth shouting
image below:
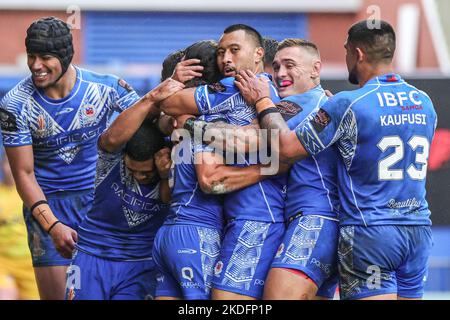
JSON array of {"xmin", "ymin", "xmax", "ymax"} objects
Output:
[{"xmin": 223, "ymin": 65, "xmax": 236, "ymax": 77}]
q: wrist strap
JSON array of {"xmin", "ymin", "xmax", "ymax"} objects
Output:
[
  {"xmin": 258, "ymin": 107, "xmax": 280, "ymax": 123},
  {"xmin": 254, "ymin": 96, "xmax": 271, "ymax": 106},
  {"xmin": 47, "ymin": 221, "xmax": 61, "ymax": 234},
  {"xmin": 29, "ymin": 200, "xmax": 48, "ymax": 214}
]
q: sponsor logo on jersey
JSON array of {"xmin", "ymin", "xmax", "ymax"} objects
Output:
[
  {"xmin": 387, "ymin": 197, "xmax": 421, "ymax": 210},
  {"xmin": 55, "ymin": 107, "xmax": 74, "ymax": 116},
  {"xmin": 276, "ymin": 100, "xmax": 302, "ymax": 120},
  {"xmin": 177, "ymin": 248, "xmax": 197, "ymax": 254},
  {"xmin": 311, "ymin": 108, "xmax": 330, "ymax": 132},
  {"xmin": 207, "ymin": 82, "xmax": 226, "ymax": 93},
  {"xmin": 0, "ymin": 109, "xmax": 18, "ymax": 132}
]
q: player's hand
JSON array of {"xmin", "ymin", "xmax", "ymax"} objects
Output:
[
  {"xmin": 324, "ymin": 89, "xmax": 334, "ymax": 97},
  {"xmin": 155, "ymin": 147, "xmax": 172, "ymax": 179},
  {"xmin": 172, "ymin": 59, "xmax": 204, "ymax": 83},
  {"xmin": 49, "ymin": 222, "xmax": 78, "ymax": 259},
  {"xmin": 234, "ymin": 70, "xmax": 271, "ymax": 106},
  {"xmin": 148, "ymin": 78, "xmax": 185, "ymax": 103}
]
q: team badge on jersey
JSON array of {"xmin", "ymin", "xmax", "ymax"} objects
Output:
[
  {"xmin": 275, "ymin": 243, "xmax": 285, "ymax": 258},
  {"xmin": 276, "ymin": 100, "xmax": 302, "ymax": 120},
  {"xmin": 214, "ymin": 260, "xmax": 224, "ymax": 276},
  {"xmin": 118, "ymin": 79, "xmax": 134, "ymax": 93},
  {"xmin": 83, "ymin": 105, "xmax": 96, "ymax": 118},
  {"xmin": 0, "ymin": 109, "xmax": 18, "ymax": 132},
  {"xmin": 311, "ymin": 108, "xmax": 331, "ymax": 132}
]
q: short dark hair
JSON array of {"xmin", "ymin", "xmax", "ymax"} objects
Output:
[
  {"xmin": 347, "ymin": 20, "xmax": 396, "ymax": 63},
  {"xmin": 125, "ymin": 119, "xmax": 165, "ymax": 161},
  {"xmin": 183, "ymin": 40, "xmax": 221, "ymax": 87},
  {"xmin": 161, "ymin": 49, "xmax": 185, "ymax": 82},
  {"xmin": 223, "ymin": 24, "xmax": 263, "ymax": 48},
  {"xmin": 278, "ymin": 38, "xmax": 320, "ymax": 57},
  {"xmin": 263, "ymin": 37, "xmax": 279, "ymax": 65}
]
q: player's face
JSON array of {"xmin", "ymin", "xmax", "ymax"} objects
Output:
[
  {"xmin": 124, "ymin": 155, "xmax": 158, "ymax": 185},
  {"xmin": 273, "ymin": 46, "xmax": 317, "ymax": 98},
  {"xmin": 217, "ymin": 30, "xmax": 260, "ymax": 77},
  {"xmin": 344, "ymin": 39, "xmax": 359, "ymax": 85},
  {"xmin": 27, "ymin": 53, "xmax": 63, "ymax": 89}
]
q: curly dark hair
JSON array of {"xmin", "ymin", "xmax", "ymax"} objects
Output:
[
  {"xmin": 183, "ymin": 40, "xmax": 222, "ymax": 88},
  {"xmin": 161, "ymin": 49, "xmax": 185, "ymax": 82}
]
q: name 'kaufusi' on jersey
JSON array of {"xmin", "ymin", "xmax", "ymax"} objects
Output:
[
  {"xmin": 194, "ymin": 75, "xmax": 286, "ymax": 223},
  {"xmin": 280, "ymin": 85, "xmax": 340, "ymax": 220},
  {"xmin": 0, "ymin": 67, "xmax": 140, "ymax": 194},
  {"xmin": 77, "ymin": 147, "xmax": 169, "ymax": 260},
  {"xmin": 296, "ymin": 74, "xmax": 437, "ymax": 226}
]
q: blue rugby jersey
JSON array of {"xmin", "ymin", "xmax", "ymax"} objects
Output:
[
  {"xmin": 281, "ymin": 85, "xmax": 340, "ymax": 220},
  {"xmin": 77, "ymin": 147, "xmax": 168, "ymax": 260},
  {"xmin": 0, "ymin": 67, "xmax": 140, "ymax": 194},
  {"xmin": 165, "ymin": 115, "xmax": 225, "ymax": 230},
  {"xmin": 296, "ymin": 74, "xmax": 437, "ymax": 226},
  {"xmin": 194, "ymin": 74, "xmax": 286, "ymax": 223}
]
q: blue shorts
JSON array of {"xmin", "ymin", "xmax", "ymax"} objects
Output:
[
  {"xmin": 338, "ymin": 225, "xmax": 433, "ymax": 300},
  {"xmin": 23, "ymin": 190, "xmax": 94, "ymax": 267},
  {"xmin": 65, "ymin": 249, "xmax": 156, "ymax": 300},
  {"xmin": 153, "ymin": 224, "xmax": 222, "ymax": 300},
  {"xmin": 212, "ymin": 219, "xmax": 285, "ymax": 299},
  {"xmin": 271, "ymin": 214, "xmax": 339, "ymax": 299}
]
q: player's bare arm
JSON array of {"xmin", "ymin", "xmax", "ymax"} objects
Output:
[
  {"xmin": 158, "ymin": 87, "xmax": 200, "ymax": 117},
  {"xmin": 100, "ymin": 78, "xmax": 184, "ymax": 153},
  {"xmin": 4, "ymin": 145, "xmax": 76, "ymax": 258},
  {"xmin": 194, "ymin": 151, "xmax": 269, "ymax": 194},
  {"xmin": 235, "ymin": 69, "xmax": 309, "ymax": 164},
  {"xmin": 184, "ymin": 118, "xmax": 262, "ymax": 153}
]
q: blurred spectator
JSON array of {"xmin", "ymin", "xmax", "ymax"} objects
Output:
[{"xmin": 0, "ymin": 149, "xmax": 39, "ymax": 300}]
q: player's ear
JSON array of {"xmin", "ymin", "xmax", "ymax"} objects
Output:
[
  {"xmin": 311, "ymin": 60, "xmax": 322, "ymax": 79},
  {"xmin": 355, "ymin": 47, "xmax": 365, "ymax": 63},
  {"xmin": 255, "ymin": 46, "xmax": 264, "ymax": 64}
]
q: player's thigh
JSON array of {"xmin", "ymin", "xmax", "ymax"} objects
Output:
[
  {"xmin": 338, "ymin": 225, "xmax": 405, "ymax": 300},
  {"xmin": 212, "ymin": 219, "xmax": 285, "ymax": 300},
  {"xmin": 263, "ymin": 267, "xmax": 317, "ymax": 300},
  {"xmin": 34, "ymin": 265, "xmax": 68, "ymax": 300},
  {"xmin": 268, "ymin": 215, "xmax": 339, "ymax": 300},
  {"xmin": 397, "ymin": 226, "xmax": 433, "ymax": 300}
]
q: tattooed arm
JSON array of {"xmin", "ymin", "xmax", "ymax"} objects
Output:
[
  {"xmin": 234, "ymin": 70, "xmax": 310, "ymax": 164},
  {"xmin": 184, "ymin": 118, "xmax": 264, "ymax": 153},
  {"xmin": 194, "ymin": 151, "xmax": 272, "ymax": 195}
]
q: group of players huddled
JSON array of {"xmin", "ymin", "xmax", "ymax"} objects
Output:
[{"xmin": 0, "ymin": 16, "xmax": 437, "ymax": 300}]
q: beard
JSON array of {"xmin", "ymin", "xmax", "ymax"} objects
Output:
[{"xmin": 347, "ymin": 65, "xmax": 359, "ymax": 85}]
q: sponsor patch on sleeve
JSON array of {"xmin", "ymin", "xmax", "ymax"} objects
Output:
[
  {"xmin": 311, "ymin": 108, "xmax": 331, "ymax": 133},
  {"xmin": 0, "ymin": 109, "xmax": 18, "ymax": 132},
  {"xmin": 275, "ymin": 100, "xmax": 303, "ymax": 121},
  {"xmin": 118, "ymin": 79, "xmax": 134, "ymax": 93},
  {"xmin": 207, "ymin": 82, "xmax": 226, "ymax": 93}
]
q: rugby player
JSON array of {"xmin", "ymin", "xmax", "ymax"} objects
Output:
[
  {"xmin": 235, "ymin": 20, "xmax": 437, "ymax": 300},
  {"xmin": 65, "ymin": 77, "xmax": 183, "ymax": 300},
  {"xmin": 0, "ymin": 17, "xmax": 141, "ymax": 299},
  {"xmin": 153, "ymin": 40, "xmax": 271, "ymax": 300}
]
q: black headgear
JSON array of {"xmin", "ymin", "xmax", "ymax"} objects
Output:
[{"xmin": 25, "ymin": 17, "xmax": 74, "ymax": 76}]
